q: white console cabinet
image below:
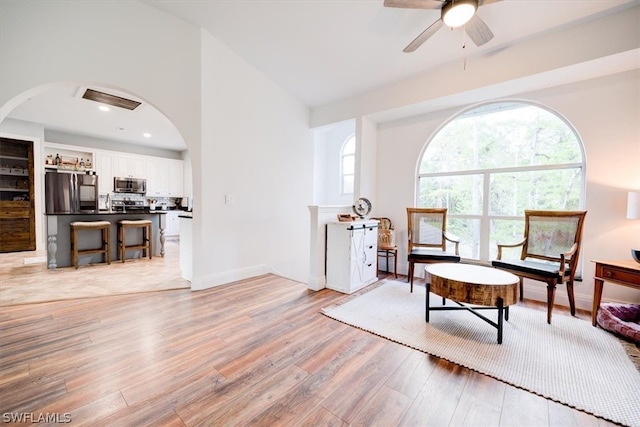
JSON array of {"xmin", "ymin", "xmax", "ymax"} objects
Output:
[{"xmin": 326, "ymin": 220, "xmax": 379, "ymax": 294}]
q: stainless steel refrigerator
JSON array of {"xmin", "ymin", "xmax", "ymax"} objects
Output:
[{"xmin": 45, "ymin": 171, "xmax": 99, "ymax": 213}]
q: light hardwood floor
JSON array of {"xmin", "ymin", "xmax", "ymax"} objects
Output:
[
  {"xmin": 0, "ymin": 265, "xmax": 618, "ymax": 426},
  {"xmin": 0, "ymin": 238, "xmax": 189, "ymax": 306}
]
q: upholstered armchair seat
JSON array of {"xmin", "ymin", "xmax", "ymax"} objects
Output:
[
  {"xmin": 491, "ymin": 259, "xmax": 570, "ymax": 280},
  {"xmin": 410, "ymin": 248, "xmax": 460, "ymax": 263}
]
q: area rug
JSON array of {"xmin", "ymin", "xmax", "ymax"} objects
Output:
[{"xmin": 321, "ymin": 280, "xmax": 640, "ymax": 427}]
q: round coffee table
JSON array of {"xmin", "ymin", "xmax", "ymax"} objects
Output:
[{"xmin": 425, "ymin": 263, "xmax": 519, "ymax": 344}]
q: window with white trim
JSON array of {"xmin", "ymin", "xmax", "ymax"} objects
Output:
[
  {"xmin": 341, "ymin": 135, "xmax": 355, "ymax": 195},
  {"xmin": 417, "ymin": 101, "xmax": 585, "ymax": 262}
]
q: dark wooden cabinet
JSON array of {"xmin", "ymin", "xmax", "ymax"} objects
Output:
[{"xmin": 0, "ymin": 137, "xmax": 35, "ymax": 252}]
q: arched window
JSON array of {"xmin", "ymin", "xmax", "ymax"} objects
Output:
[
  {"xmin": 417, "ymin": 101, "xmax": 585, "ymax": 262},
  {"xmin": 341, "ymin": 135, "xmax": 356, "ymax": 195}
]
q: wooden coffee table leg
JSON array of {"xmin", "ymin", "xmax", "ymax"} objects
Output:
[{"xmin": 497, "ymin": 297, "xmax": 504, "ymax": 344}]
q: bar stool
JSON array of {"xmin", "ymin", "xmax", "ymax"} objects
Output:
[
  {"xmin": 117, "ymin": 219, "xmax": 153, "ymax": 262},
  {"xmin": 70, "ymin": 221, "xmax": 111, "ymax": 269}
]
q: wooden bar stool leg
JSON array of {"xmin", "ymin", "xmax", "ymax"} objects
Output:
[
  {"xmin": 70, "ymin": 227, "xmax": 78, "ymax": 269},
  {"xmin": 119, "ymin": 224, "xmax": 125, "ymax": 263},
  {"xmin": 104, "ymin": 225, "xmax": 111, "ymax": 265},
  {"xmin": 147, "ymin": 223, "xmax": 152, "ymax": 260}
]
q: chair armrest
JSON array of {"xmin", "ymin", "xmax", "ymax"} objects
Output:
[
  {"xmin": 496, "ymin": 237, "xmax": 527, "ymax": 260},
  {"xmin": 558, "ymin": 243, "xmax": 579, "ymax": 281},
  {"xmin": 444, "ymin": 232, "xmax": 460, "ymax": 256}
]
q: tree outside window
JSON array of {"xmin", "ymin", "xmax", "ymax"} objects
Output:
[
  {"xmin": 417, "ymin": 101, "xmax": 585, "ymax": 262},
  {"xmin": 341, "ymin": 135, "xmax": 355, "ymax": 195}
]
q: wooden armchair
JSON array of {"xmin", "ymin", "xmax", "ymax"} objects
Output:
[
  {"xmin": 491, "ymin": 210, "xmax": 587, "ymax": 324},
  {"xmin": 407, "ymin": 208, "xmax": 460, "ymax": 292}
]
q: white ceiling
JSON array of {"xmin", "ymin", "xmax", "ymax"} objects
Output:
[
  {"xmin": 8, "ymin": 84, "xmax": 185, "ymax": 151},
  {"xmin": 5, "ymin": 0, "xmax": 637, "ymax": 152}
]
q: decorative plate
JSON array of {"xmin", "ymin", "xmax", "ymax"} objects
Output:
[{"xmin": 353, "ymin": 197, "xmax": 372, "ymax": 218}]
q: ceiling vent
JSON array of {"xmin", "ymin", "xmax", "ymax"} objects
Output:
[{"xmin": 81, "ymin": 88, "xmax": 141, "ymax": 110}]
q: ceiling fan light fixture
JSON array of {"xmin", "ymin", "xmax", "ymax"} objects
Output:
[{"xmin": 442, "ymin": 0, "xmax": 478, "ymax": 28}]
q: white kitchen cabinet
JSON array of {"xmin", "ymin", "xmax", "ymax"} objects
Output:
[
  {"xmin": 167, "ymin": 159, "xmax": 183, "ymax": 197},
  {"xmin": 96, "ymin": 150, "xmax": 148, "ymax": 194},
  {"xmin": 326, "ymin": 220, "xmax": 378, "ymax": 294},
  {"xmin": 79, "ymin": 148, "xmax": 184, "ymax": 197},
  {"xmin": 112, "ymin": 153, "xmax": 146, "ymax": 179},
  {"xmin": 145, "ymin": 157, "xmax": 165, "ymax": 196},
  {"xmin": 94, "ymin": 151, "xmax": 113, "ymax": 194},
  {"xmin": 165, "ymin": 211, "xmax": 181, "ymax": 236},
  {"xmin": 147, "ymin": 157, "xmax": 183, "ymax": 197}
]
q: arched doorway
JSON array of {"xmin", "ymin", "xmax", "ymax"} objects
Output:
[{"xmin": 0, "ymin": 81, "xmax": 193, "ymax": 304}]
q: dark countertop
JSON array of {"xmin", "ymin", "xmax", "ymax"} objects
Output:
[{"xmin": 45, "ymin": 210, "xmax": 167, "ymax": 216}]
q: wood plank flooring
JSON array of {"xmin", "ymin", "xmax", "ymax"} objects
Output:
[{"xmin": 0, "ymin": 270, "xmax": 619, "ymax": 426}]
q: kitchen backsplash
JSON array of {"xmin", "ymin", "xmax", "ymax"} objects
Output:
[{"xmin": 99, "ymin": 194, "xmax": 181, "ymax": 209}]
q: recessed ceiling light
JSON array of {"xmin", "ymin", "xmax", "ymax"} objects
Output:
[
  {"xmin": 143, "ymin": 133, "xmax": 151, "ymax": 138},
  {"xmin": 98, "ymin": 105, "xmax": 110, "ymax": 112}
]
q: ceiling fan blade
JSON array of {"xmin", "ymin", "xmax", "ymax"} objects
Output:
[
  {"xmin": 465, "ymin": 14, "xmax": 494, "ymax": 46},
  {"xmin": 403, "ymin": 18, "xmax": 444, "ymax": 52},
  {"xmin": 384, "ymin": 0, "xmax": 444, "ymax": 9}
]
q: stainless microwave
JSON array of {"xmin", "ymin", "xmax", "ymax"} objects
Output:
[{"xmin": 114, "ymin": 177, "xmax": 146, "ymax": 194}]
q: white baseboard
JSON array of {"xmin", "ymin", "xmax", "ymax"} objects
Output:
[
  {"xmin": 192, "ymin": 264, "xmax": 276, "ymax": 291},
  {"xmin": 523, "ymin": 285, "xmax": 592, "ymax": 311},
  {"xmin": 24, "ymin": 256, "xmax": 47, "ymax": 265}
]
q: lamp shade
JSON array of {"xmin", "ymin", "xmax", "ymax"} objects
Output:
[{"xmin": 627, "ymin": 191, "xmax": 640, "ymax": 219}]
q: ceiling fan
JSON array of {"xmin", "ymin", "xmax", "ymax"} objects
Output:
[{"xmin": 384, "ymin": 0, "xmax": 501, "ymax": 53}]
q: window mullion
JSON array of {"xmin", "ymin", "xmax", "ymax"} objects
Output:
[{"xmin": 480, "ymin": 171, "xmax": 491, "ymax": 262}]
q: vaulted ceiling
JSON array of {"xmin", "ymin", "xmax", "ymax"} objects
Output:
[{"xmin": 5, "ymin": 0, "xmax": 637, "ymax": 151}]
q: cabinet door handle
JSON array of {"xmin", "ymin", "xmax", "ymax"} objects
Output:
[{"xmin": 606, "ymin": 271, "xmax": 612, "ymax": 277}]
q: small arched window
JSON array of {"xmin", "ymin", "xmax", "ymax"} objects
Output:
[
  {"xmin": 341, "ymin": 135, "xmax": 356, "ymax": 195},
  {"xmin": 417, "ymin": 101, "xmax": 585, "ymax": 262}
]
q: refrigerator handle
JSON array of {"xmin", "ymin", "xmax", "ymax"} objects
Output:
[{"xmin": 71, "ymin": 173, "xmax": 78, "ymax": 212}]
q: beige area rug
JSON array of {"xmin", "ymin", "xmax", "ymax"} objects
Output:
[{"xmin": 321, "ymin": 280, "xmax": 640, "ymax": 427}]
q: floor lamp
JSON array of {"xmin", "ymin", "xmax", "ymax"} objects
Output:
[{"xmin": 628, "ymin": 191, "xmax": 640, "ymax": 263}]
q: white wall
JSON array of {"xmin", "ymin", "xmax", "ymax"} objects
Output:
[
  {"xmin": 355, "ymin": 116, "xmax": 378, "ymax": 208},
  {"xmin": 375, "ymin": 70, "xmax": 640, "ymax": 308},
  {"xmin": 196, "ymin": 30, "xmax": 313, "ymax": 289},
  {"xmin": 312, "ymin": 120, "xmax": 355, "ymax": 205}
]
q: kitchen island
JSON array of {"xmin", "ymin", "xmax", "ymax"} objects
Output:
[{"xmin": 45, "ymin": 211, "xmax": 166, "ymax": 269}]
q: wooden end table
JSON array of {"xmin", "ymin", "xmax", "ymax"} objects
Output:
[
  {"xmin": 591, "ymin": 260, "xmax": 640, "ymax": 326},
  {"xmin": 425, "ymin": 263, "xmax": 519, "ymax": 344}
]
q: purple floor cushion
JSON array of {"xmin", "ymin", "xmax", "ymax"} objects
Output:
[{"xmin": 597, "ymin": 303, "xmax": 640, "ymax": 344}]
